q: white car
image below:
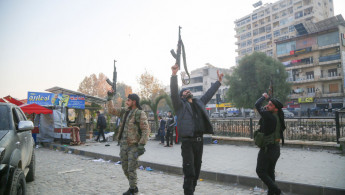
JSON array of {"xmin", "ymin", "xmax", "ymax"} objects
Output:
[
  {"xmin": 283, "ymin": 109, "xmax": 294, "ymax": 118},
  {"xmin": 210, "ymin": 112, "xmax": 220, "ymax": 118}
]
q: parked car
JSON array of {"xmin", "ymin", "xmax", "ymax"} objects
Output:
[
  {"xmin": 210, "ymin": 112, "xmax": 220, "ymax": 118},
  {"xmin": 283, "ymin": 109, "xmax": 294, "ymax": 118},
  {"xmin": 0, "ymin": 103, "xmax": 35, "ymax": 195}
]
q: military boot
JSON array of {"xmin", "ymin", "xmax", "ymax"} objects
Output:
[{"xmin": 123, "ymin": 187, "xmax": 138, "ymax": 195}]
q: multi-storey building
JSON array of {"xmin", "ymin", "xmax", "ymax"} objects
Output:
[
  {"xmin": 234, "ymin": 0, "xmax": 334, "ymax": 65},
  {"xmin": 181, "ymin": 64, "xmax": 231, "ymax": 111},
  {"xmin": 275, "ymin": 15, "xmax": 345, "ymax": 111}
]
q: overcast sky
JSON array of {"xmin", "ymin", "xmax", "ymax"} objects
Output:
[{"xmin": 1, "ymin": 0, "xmax": 344, "ymax": 99}]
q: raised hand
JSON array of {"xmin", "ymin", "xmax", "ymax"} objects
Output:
[
  {"xmin": 217, "ymin": 70, "xmax": 224, "ymax": 82},
  {"xmin": 171, "ymin": 64, "xmax": 179, "ymax": 76}
]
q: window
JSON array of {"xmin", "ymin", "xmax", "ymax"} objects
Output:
[
  {"xmin": 247, "ymin": 40, "xmax": 252, "ymax": 45},
  {"xmin": 252, "ymin": 14, "xmax": 257, "ymax": 20},
  {"xmin": 260, "ymin": 43, "xmax": 266, "ymax": 50},
  {"xmin": 295, "ymin": 11, "xmax": 303, "ymax": 19},
  {"xmin": 260, "ymin": 36, "xmax": 266, "ymax": 41},
  {"xmin": 241, "ymin": 49, "xmax": 246, "ymax": 55},
  {"xmin": 307, "ymin": 86, "xmax": 315, "ymax": 93},
  {"xmin": 254, "ymin": 38, "xmax": 260, "ymax": 43},
  {"xmin": 289, "ymin": 25, "xmax": 295, "ymax": 32},
  {"xmin": 329, "ymin": 83, "xmax": 339, "ymax": 93},
  {"xmin": 247, "ymin": 47, "xmax": 252, "ymax": 53},
  {"xmin": 0, "ymin": 106, "xmax": 10, "ymax": 130},
  {"xmin": 306, "ymin": 71, "xmax": 314, "ymax": 79},
  {"xmin": 253, "ymin": 29, "xmax": 259, "ymax": 36},
  {"xmin": 241, "ymin": 42, "xmax": 246, "ymax": 48},
  {"xmin": 328, "ymin": 69, "xmax": 338, "ymax": 77},
  {"xmin": 266, "ymin": 50, "xmax": 273, "ymax": 56},
  {"xmin": 266, "ymin": 34, "xmax": 272, "ymax": 39},
  {"xmin": 259, "ymin": 27, "xmax": 265, "ymax": 34},
  {"xmin": 266, "ymin": 25, "xmax": 271, "ymax": 32},
  {"xmin": 254, "ymin": 45, "xmax": 260, "ymax": 51},
  {"xmin": 274, "ymin": 30, "xmax": 280, "ymax": 37},
  {"xmin": 276, "ymin": 41, "xmax": 296, "ymax": 55}
]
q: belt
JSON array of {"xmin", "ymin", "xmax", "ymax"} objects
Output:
[
  {"xmin": 275, "ymin": 139, "xmax": 281, "ymax": 143},
  {"xmin": 181, "ymin": 136, "xmax": 203, "ymax": 142}
]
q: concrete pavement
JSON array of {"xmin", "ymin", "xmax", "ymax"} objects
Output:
[{"xmin": 42, "ymin": 138, "xmax": 345, "ymax": 195}]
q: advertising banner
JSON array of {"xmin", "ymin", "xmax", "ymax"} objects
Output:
[{"xmin": 27, "ymin": 92, "xmax": 85, "ymax": 109}]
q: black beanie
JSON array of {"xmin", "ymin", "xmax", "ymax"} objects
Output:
[
  {"xmin": 180, "ymin": 88, "xmax": 189, "ymax": 97},
  {"xmin": 270, "ymin": 98, "xmax": 283, "ymax": 109}
]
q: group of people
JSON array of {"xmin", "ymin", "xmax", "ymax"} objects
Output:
[
  {"xmin": 103, "ymin": 64, "xmax": 285, "ymax": 195},
  {"xmin": 158, "ymin": 111, "xmax": 178, "ymax": 147}
]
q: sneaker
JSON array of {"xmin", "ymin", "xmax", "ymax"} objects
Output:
[{"xmin": 123, "ymin": 187, "xmax": 138, "ymax": 195}]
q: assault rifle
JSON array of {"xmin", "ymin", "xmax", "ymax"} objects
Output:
[
  {"xmin": 106, "ymin": 60, "xmax": 117, "ymax": 100},
  {"xmin": 170, "ymin": 26, "xmax": 190, "ymax": 84}
]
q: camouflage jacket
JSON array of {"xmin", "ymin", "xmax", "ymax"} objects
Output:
[{"xmin": 108, "ymin": 106, "xmax": 150, "ymax": 146}]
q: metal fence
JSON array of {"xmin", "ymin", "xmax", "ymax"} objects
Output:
[
  {"xmin": 211, "ymin": 114, "xmax": 345, "ymax": 143},
  {"xmin": 148, "ymin": 114, "xmax": 345, "ymax": 143}
]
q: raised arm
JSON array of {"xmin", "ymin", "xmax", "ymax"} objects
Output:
[{"xmin": 171, "ymin": 64, "xmax": 183, "ymax": 112}]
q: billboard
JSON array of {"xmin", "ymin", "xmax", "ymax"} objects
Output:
[{"xmin": 27, "ymin": 92, "xmax": 85, "ymax": 109}]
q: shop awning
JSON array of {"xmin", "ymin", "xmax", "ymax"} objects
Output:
[
  {"xmin": 4, "ymin": 95, "xmax": 24, "ymax": 106},
  {"xmin": 19, "ymin": 103, "xmax": 53, "ymax": 114}
]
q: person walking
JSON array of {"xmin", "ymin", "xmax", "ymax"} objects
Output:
[
  {"xmin": 255, "ymin": 93, "xmax": 286, "ymax": 195},
  {"xmin": 158, "ymin": 115, "xmax": 166, "ymax": 145},
  {"xmin": 107, "ymin": 93, "xmax": 150, "ymax": 195},
  {"xmin": 170, "ymin": 64, "xmax": 223, "ymax": 195},
  {"xmin": 95, "ymin": 111, "xmax": 107, "ymax": 142},
  {"xmin": 165, "ymin": 111, "xmax": 175, "ymax": 147}
]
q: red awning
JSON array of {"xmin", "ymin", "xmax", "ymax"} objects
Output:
[
  {"xmin": 19, "ymin": 103, "xmax": 53, "ymax": 114},
  {"xmin": 0, "ymin": 98, "xmax": 7, "ymax": 103},
  {"xmin": 4, "ymin": 95, "xmax": 24, "ymax": 106}
]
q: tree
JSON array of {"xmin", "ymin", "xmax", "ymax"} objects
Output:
[
  {"xmin": 137, "ymin": 70, "xmax": 164, "ymax": 100},
  {"xmin": 114, "ymin": 82, "xmax": 133, "ymax": 107},
  {"xmin": 140, "ymin": 93, "xmax": 172, "ymax": 129},
  {"xmin": 78, "ymin": 73, "xmax": 111, "ymax": 98},
  {"xmin": 225, "ymin": 52, "xmax": 291, "ymax": 108}
]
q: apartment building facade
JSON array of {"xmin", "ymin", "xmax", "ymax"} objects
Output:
[
  {"xmin": 276, "ymin": 15, "xmax": 345, "ymax": 111},
  {"xmin": 181, "ymin": 64, "xmax": 231, "ymax": 111},
  {"xmin": 234, "ymin": 0, "xmax": 334, "ymax": 65}
]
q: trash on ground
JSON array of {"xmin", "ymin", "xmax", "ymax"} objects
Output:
[
  {"xmin": 58, "ymin": 169, "xmax": 83, "ymax": 174},
  {"xmin": 145, "ymin": 167, "xmax": 153, "ymax": 171}
]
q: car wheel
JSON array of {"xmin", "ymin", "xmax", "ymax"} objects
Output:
[
  {"xmin": 26, "ymin": 150, "xmax": 35, "ymax": 182},
  {"xmin": 8, "ymin": 168, "xmax": 26, "ymax": 195}
]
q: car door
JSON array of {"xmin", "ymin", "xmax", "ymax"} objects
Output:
[{"xmin": 12, "ymin": 108, "xmax": 30, "ymax": 168}]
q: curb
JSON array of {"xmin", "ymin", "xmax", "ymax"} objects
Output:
[{"xmin": 42, "ymin": 142, "xmax": 345, "ymax": 195}]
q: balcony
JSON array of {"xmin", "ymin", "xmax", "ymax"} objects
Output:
[
  {"xmin": 321, "ymin": 92, "xmax": 344, "ymax": 98},
  {"xmin": 319, "ymin": 59, "xmax": 341, "ymax": 66},
  {"xmin": 319, "ymin": 75, "xmax": 342, "ymax": 81},
  {"xmin": 317, "ymin": 43, "xmax": 340, "ymax": 50},
  {"xmin": 285, "ymin": 63, "xmax": 314, "ymax": 70},
  {"xmin": 289, "ymin": 76, "xmax": 316, "ymax": 84}
]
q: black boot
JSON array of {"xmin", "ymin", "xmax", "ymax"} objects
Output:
[{"xmin": 123, "ymin": 187, "xmax": 138, "ymax": 195}]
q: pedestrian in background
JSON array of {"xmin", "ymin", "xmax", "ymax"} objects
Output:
[
  {"xmin": 255, "ymin": 93, "xmax": 286, "ymax": 195},
  {"xmin": 165, "ymin": 111, "xmax": 175, "ymax": 147},
  {"xmin": 170, "ymin": 64, "xmax": 223, "ymax": 195},
  {"xmin": 158, "ymin": 115, "xmax": 166, "ymax": 145},
  {"xmin": 107, "ymin": 93, "xmax": 150, "ymax": 195},
  {"xmin": 95, "ymin": 111, "xmax": 106, "ymax": 142}
]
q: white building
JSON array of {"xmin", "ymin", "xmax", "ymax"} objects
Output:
[
  {"xmin": 234, "ymin": 0, "xmax": 334, "ymax": 65},
  {"xmin": 181, "ymin": 64, "xmax": 231, "ymax": 110}
]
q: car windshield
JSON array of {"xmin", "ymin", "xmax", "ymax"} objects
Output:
[{"xmin": 0, "ymin": 106, "xmax": 10, "ymax": 130}]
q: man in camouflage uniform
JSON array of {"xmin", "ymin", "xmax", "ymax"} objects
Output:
[{"xmin": 107, "ymin": 93, "xmax": 150, "ymax": 195}]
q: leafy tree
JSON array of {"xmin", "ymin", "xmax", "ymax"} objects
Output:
[
  {"xmin": 137, "ymin": 70, "xmax": 164, "ymax": 100},
  {"xmin": 140, "ymin": 93, "xmax": 172, "ymax": 129},
  {"xmin": 78, "ymin": 73, "xmax": 110, "ymax": 98},
  {"xmin": 225, "ymin": 52, "xmax": 290, "ymax": 108}
]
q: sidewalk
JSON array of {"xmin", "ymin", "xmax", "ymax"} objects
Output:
[{"xmin": 42, "ymin": 139, "xmax": 345, "ymax": 195}]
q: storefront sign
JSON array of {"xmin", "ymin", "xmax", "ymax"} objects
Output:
[
  {"xmin": 292, "ymin": 47, "xmax": 312, "ymax": 55},
  {"xmin": 27, "ymin": 92, "xmax": 85, "ymax": 109},
  {"xmin": 216, "ymin": 103, "xmax": 234, "ymax": 108},
  {"xmin": 298, "ymin": 97, "xmax": 314, "ymax": 103}
]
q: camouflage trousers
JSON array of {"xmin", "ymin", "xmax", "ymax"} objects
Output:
[{"xmin": 120, "ymin": 144, "xmax": 139, "ymax": 188}]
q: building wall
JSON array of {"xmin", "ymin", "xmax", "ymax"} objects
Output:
[
  {"xmin": 277, "ymin": 24, "xmax": 345, "ymax": 111},
  {"xmin": 234, "ymin": 0, "xmax": 334, "ymax": 65}
]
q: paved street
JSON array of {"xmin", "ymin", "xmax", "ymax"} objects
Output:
[{"xmin": 27, "ymin": 148, "xmax": 297, "ymax": 195}]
